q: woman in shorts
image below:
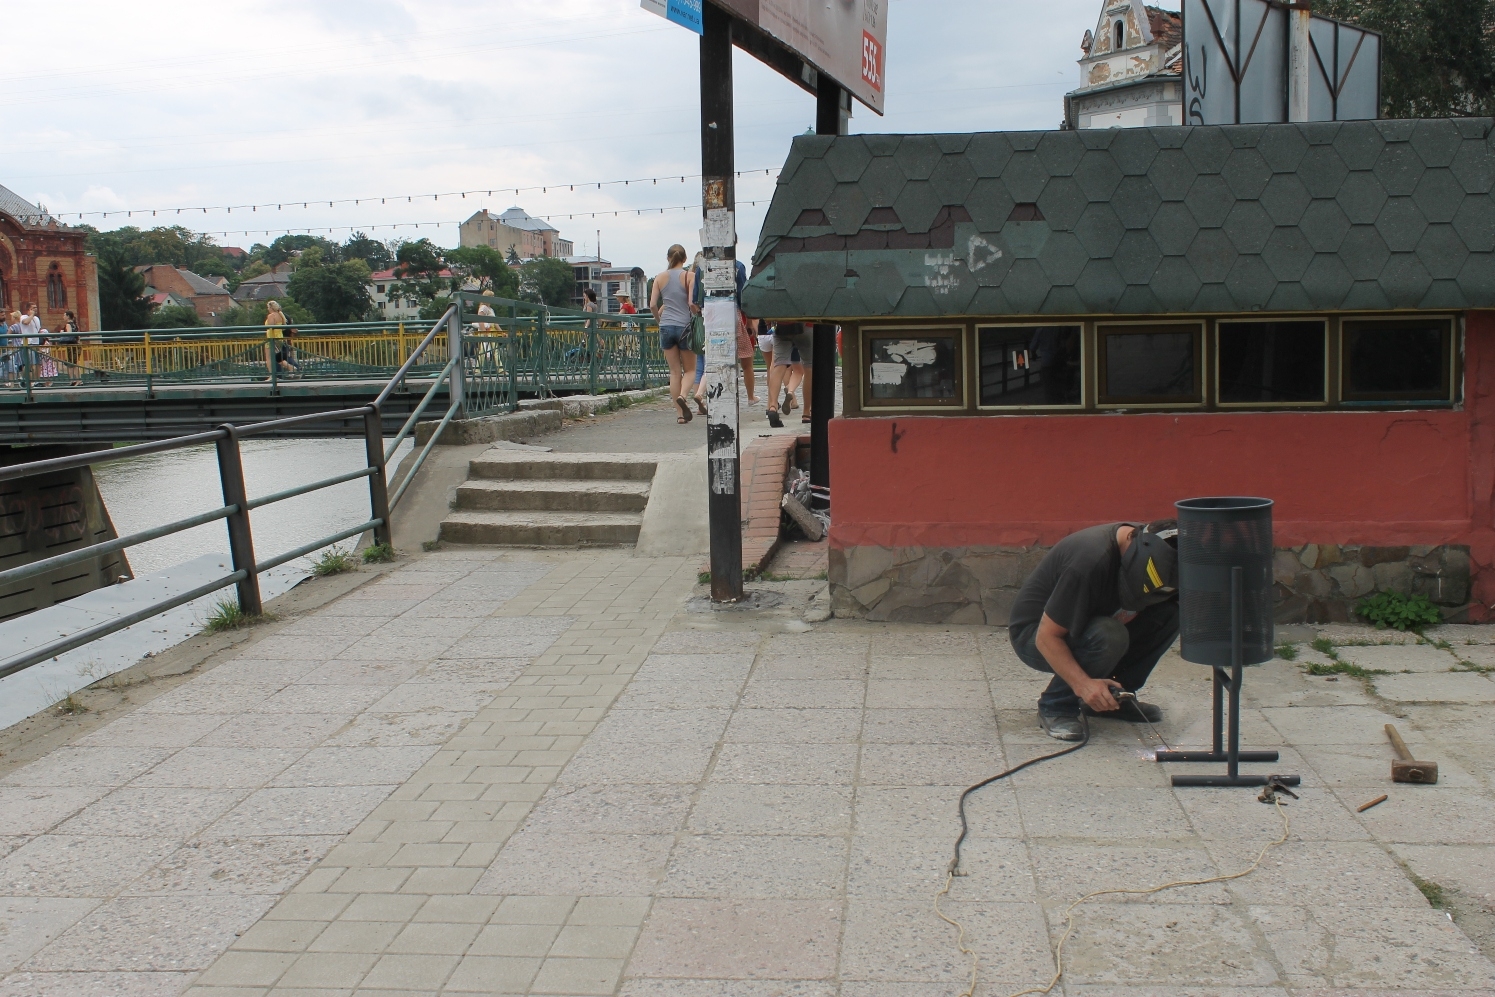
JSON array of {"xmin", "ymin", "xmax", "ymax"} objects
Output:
[{"xmin": 648, "ymin": 244, "xmax": 697, "ymax": 423}]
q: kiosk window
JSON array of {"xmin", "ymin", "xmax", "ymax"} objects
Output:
[
  {"xmin": 1343, "ymin": 319, "xmax": 1453, "ymax": 402},
  {"xmin": 1217, "ymin": 320, "xmax": 1327, "ymax": 404},
  {"xmin": 864, "ymin": 331, "xmax": 961, "ymax": 405},
  {"xmin": 979, "ymin": 325, "xmax": 1082, "ymax": 406},
  {"xmin": 1098, "ymin": 324, "xmax": 1202, "ymax": 404}
]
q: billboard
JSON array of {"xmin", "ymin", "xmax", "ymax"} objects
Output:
[
  {"xmin": 1182, "ymin": 0, "xmax": 1379, "ymax": 124},
  {"xmin": 646, "ymin": 0, "xmax": 887, "ymax": 114}
]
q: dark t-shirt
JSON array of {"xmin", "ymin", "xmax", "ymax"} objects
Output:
[{"xmin": 1008, "ymin": 523, "xmax": 1123, "ymax": 634}]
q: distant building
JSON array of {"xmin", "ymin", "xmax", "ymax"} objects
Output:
[
  {"xmin": 1064, "ymin": 0, "xmax": 1182, "ymax": 129},
  {"xmin": 232, "ymin": 268, "xmax": 292, "ymax": 305},
  {"xmin": 565, "ymin": 258, "xmax": 647, "ymax": 313},
  {"xmin": 0, "ymin": 183, "xmax": 100, "ymax": 331},
  {"xmin": 368, "ymin": 268, "xmax": 455, "ymax": 322},
  {"xmin": 134, "ymin": 265, "xmax": 235, "ymax": 322},
  {"xmin": 460, "ymin": 207, "xmax": 573, "ymax": 259},
  {"xmin": 219, "ymin": 246, "xmax": 247, "ymax": 262}
]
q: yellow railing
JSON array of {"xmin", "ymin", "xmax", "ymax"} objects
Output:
[{"xmin": 35, "ymin": 333, "xmax": 454, "ymax": 381}]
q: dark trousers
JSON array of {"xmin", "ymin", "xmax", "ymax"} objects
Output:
[{"xmin": 1010, "ymin": 602, "xmax": 1179, "ymax": 716}]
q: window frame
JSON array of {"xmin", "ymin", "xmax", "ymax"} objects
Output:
[
  {"xmin": 1096, "ymin": 320, "xmax": 1205, "ymax": 408},
  {"xmin": 974, "ymin": 322, "xmax": 1087, "ymax": 411},
  {"xmin": 860, "ymin": 324, "xmax": 967, "ymax": 411},
  {"xmin": 1339, "ymin": 316, "xmax": 1458, "ymax": 405},
  {"xmin": 1213, "ymin": 316, "xmax": 1330, "ymax": 408}
]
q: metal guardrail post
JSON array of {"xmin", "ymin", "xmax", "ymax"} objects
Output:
[
  {"xmin": 536, "ymin": 306, "xmax": 549, "ymax": 397},
  {"xmin": 445, "ymin": 300, "xmax": 463, "ymax": 418},
  {"xmin": 215, "ymin": 426, "xmax": 263, "ymax": 616},
  {"xmin": 21, "ymin": 339, "xmax": 32, "ymax": 402},
  {"xmin": 364, "ymin": 406, "xmax": 393, "ymax": 547},
  {"xmin": 639, "ymin": 322, "xmax": 649, "ymax": 389},
  {"xmin": 506, "ymin": 311, "xmax": 519, "ymax": 412},
  {"xmin": 587, "ymin": 317, "xmax": 599, "ymax": 396}
]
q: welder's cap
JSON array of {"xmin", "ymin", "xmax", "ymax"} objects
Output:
[{"xmin": 1118, "ymin": 519, "xmax": 1179, "ymax": 611}]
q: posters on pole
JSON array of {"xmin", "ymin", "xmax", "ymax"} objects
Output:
[
  {"xmin": 703, "ymin": 297, "xmax": 737, "ymax": 369},
  {"xmin": 643, "ymin": 0, "xmax": 887, "ymax": 114}
]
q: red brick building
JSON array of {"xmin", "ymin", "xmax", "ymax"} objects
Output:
[
  {"xmin": 0, "ymin": 185, "xmax": 100, "ymax": 331},
  {"xmin": 135, "ymin": 265, "xmax": 234, "ymax": 322}
]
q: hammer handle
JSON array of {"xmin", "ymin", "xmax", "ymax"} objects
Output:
[{"xmin": 1385, "ymin": 724, "xmax": 1414, "ymax": 761}]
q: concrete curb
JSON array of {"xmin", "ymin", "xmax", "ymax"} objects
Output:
[{"xmin": 417, "ymin": 389, "xmax": 668, "ymax": 446}]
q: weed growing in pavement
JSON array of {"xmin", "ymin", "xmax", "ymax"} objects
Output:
[
  {"xmin": 614, "ymin": 393, "xmax": 635, "ymax": 409},
  {"xmin": 54, "ymin": 692, "xmax": 89, "ymax": 715},
  {"xmin": 1453, "ymin": 660, "xmax": 1495, "ymax": 674},
  {"xmin": 1275, "ymin": 642, "xmax": 1299, "ymax": 660},
  {"xmin": 311, "ymin": 546, "xmax": 357, "ymax": 576},
  {"xmin": 203, "ymin": 599, "xmax": 271, "ymax": 633},
  {"xmin": 1310, "ymin": 636, "xmax": 1337, "ymax": 657},
  {"xmin": 1412, "ymin": 874, "xmax": 1449, "ymax": 909},
  {"xmin": 697, "ymin": 571, "xmax": 711, "ymax": 585},
  {"xmin": 421, "ymin": 540, "xmax": 441, "ymax": 552},
  {"xmin": 1355, "ymin": 591, "xmax": 1442, "ymax": 632},
  {"xmin": 362, "ymin": 543, "xmax": 396, "ymax": 564},
  {"xmin": 813, "ymin": 570, "xmax": 828, "ymax": 580},
  {"xmin": 1304, "ymin": 660, "xmax": 1389, "ymax": 679}
]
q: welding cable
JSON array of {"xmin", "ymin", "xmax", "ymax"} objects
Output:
[
  {"xmin": 935, "ymin": 714, "xmax": 1295, "ymax": 997},
  {"xmin": 935, "ymin": 712, "xmax": 1092, "ymax": 997}
]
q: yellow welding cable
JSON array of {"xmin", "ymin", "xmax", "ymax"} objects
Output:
[{"xmin": 934, "ymin": 794, "xmax": 1291, "ymax": 997}]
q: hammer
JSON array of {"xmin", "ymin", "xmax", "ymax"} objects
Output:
[{"xmin": 1385, "ymin": 724, "xmax": 1438, "ymax": 784}]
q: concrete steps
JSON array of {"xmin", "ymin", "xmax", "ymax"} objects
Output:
[
  {"xmin": 453, "ymin": 478, "xmax": 651, "ymax": 513},
  {"xmin": 439, "ymin": 450, "xmax": 659, "ymax": 547}
]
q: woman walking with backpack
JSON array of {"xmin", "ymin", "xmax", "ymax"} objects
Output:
[{"xmin": 649, "ymin": 244, "xmax": 697, "ymax": 424}]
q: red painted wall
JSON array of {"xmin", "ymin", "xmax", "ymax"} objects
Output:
[{"xmin": 831, "ymin": 310, "xmax": 1495, "ymax": 618}]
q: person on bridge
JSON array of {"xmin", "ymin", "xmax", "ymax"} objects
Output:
[
  {"xmin": 1008, "ymin": 520, "xmax": 1180, "ymax": 741},
  {"xmin": 649, "ymin": 244, "xmax": 697, "ymax": 424},
  {"xmin": 263, "ymin": 301, "xmax": 286, "ymax": 378}
]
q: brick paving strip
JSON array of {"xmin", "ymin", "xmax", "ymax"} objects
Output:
[{"xmin": 0, "ymin": 546, "xmax": 1492, "ymax": 995}]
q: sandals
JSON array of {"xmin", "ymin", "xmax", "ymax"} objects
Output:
[
  {"xmin": 802, "ymin": 414, "xmax": 813, "ymax": 423},
  {"xmin": 695, "ymin": 397, "xmax": 708, "ymax": 416},
  {"xmin": 766, "ymin": 408, "xmax": 783, "ymax": 428},
  {"xmin": 675, "ymin": 396, "xmax": 693, "ymax": 423},
  {"xmin": 783, "ymin": 394, "xmax": 797, "ymax": 412}
]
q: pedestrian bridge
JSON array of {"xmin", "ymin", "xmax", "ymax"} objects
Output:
[{"xmin": 0, "ymin": 297, "xmax": 668, "ymax": 443}]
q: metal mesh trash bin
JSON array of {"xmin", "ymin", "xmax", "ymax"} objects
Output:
[
  {"xmin": 1177, "ymin": 497, "xmax": 1274, "ymax": 667},
  {"xmin": 1158, "ymin": 496, "xmax": 1298, "ymax": 789}
]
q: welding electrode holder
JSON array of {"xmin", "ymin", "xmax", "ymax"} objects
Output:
[{"xmin": 1159, "ymin": 564, "xmax": 1301, "ymax": 789}]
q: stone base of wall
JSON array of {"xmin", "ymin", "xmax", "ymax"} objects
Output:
[{"xmin": 830, "ymin": 542, "xmax": 1472, "ymax": 626}]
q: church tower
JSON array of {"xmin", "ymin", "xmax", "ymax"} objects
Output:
[{"xmin": 1064, "ymin": 0, "xmax": 1183, "ymax": 128}]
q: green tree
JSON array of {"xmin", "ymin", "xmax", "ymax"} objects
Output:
[
  {"xmin": 519, "ymin": 256, "xmax": 576, "ymax": 306},
  {"xmin": 220, "ymin": 298, "xmax": 314, "ymax": 328},
  {"xmin": 388, "ymin": 238, "xmax": 452, "ymax": 312},
  {"xmin": 240, "ymin": 259, "xmax": 272, "ymax": 280},
  {"xmin": 263, "ymin": 234, "xmax": 340, "ymax": 268},
  {"xmin": 287, "ymin": 258, "xmax": 373, "ymax": 323},
  {"xmin": 95, "ymin": 245, "xmax": 154, "ymax": 330},
  {"xmin": 1319, "ymin": 0, "xmax": 1495, "ymax": 116},
  {"xmin": 149, "ymin": 304, "xmax": 205, "ymax": 329},
  {"xmin": 447, "ymin": 244, "xmax": 518, "ymax": 298},
  {"xmin": 343, "ymin": 232, "xmax": 392, "ymax": 271}
]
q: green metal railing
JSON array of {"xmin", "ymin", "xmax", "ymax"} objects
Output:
[{"xmin": 0, "ymin": 297, "xmax": 671, "ymax": 405}]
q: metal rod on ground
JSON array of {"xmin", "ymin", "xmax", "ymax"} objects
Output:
[
  {"xmin": 810, "ymin": 82, "xmax": 848, "ymax": 506},
  {"xmin": 215, "ymin": 425, "xmax": 263, "ymax": 616},
  {"xmin": 1229, "ymin": 564, "xmax": 1242, "ymax": 780},
  {"xmin": 701, "ymin": 2, "xmax": 743, "ymax": 603}
]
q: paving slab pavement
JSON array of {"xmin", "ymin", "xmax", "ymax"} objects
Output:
[{"xmin": 0, "ymin": 546, "xmax": 1491, "ymax": 996}]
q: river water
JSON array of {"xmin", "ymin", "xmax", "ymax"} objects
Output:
[
  {"xmin": 95, "ymin": 437, "xmax": 414, "ymax": 576},
  {"xmin": 0, "ymin": 439, "xmax": 415, "ymax": 732}
]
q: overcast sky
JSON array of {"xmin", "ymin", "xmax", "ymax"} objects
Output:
[{"xmin": 3, "ymin": 0, "xmax": 1168, "ymax": 269}]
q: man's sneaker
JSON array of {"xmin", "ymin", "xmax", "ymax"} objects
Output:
[
  {"xmin": 1038, "ymin": 711, "xmax": 1084, "ymax": 741},
  {"xmin": 1083, "ymin": 699, "xmax": 1163, "ymax": 723}
]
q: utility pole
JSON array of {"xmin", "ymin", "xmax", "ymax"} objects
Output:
[
  {"xmin": 1287, "ymin": 0, "xmax": 1312, "ymax": 121},
  {"xmin": 810, "ymin": 82, "xmax": 849, "ymax": 505},
  {"xmin": 701, "ymin": 3, "xmax": 743, "ymax": 602}
]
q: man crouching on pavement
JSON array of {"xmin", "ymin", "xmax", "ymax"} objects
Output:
[{"xmin": 1009, "ymin": 520, "xmax": 1181, "ymax": 741}]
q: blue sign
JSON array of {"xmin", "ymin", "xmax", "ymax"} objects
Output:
[{"xmin": 667, "ymin": 0, "xmax": 703, "ymax": 35}]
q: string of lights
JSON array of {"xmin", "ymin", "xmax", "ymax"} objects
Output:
[
  {"xmin": 64, "ymin": 168, "xmax": 781, "ymax": 222},
  {"xmin": 128, "ymin": 199, "xmax": 773, "ymax": 241}
]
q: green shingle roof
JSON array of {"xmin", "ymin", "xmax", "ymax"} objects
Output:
[{"xmin": 741, "ymin": 119, "xmax": 1495, "ymax": 319}]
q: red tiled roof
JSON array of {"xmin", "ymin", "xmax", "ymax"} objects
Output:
[{"xmin": 1147, "ymin": 5, "xmax": 1182, "ymax": 49}]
